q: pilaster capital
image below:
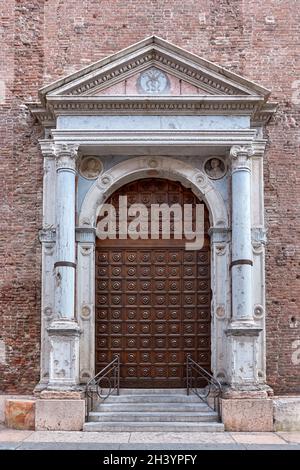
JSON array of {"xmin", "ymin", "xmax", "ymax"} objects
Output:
[
  {"xmin": 54, "ymin": 143, "xmax": 79, "ymax": 172},
  {"xmin": 38, "ymin": 227, "xmax": 56, "ymax": 244},
  {"xmin": 39, "ymin": 139, "xmax": 55, "ymax": 159},
  {"xmin": 230, "ymin": 145, "xmax": 254, "ymax": 172}
]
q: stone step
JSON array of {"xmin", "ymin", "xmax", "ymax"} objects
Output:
[
  {"xmin": 95, "ymin": 402, "xmax": 211, "ymax": 413},
  {"xmin": 84, "ymin": 421, "xmax": 225, "ymax": 432},
  {"xmin": 102, "ymin": 394, "xmax": 204, "ymax": 404},
  {"xmin": 102, "ymin": 388, "xmax": 189, "ymax": 395},
  {"xmin": 89, "ymin": 411, "xmax": 218, "ymax": 422}
]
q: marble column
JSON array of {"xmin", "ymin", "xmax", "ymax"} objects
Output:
[
  {"xmin": 47, "ymin": 143, "xmax": 81, "ymax": 388},
  {"xmin": 226, "ymin": 145, "xmax": 262, "ymax": 390}
]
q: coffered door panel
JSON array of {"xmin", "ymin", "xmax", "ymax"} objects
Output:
[{"xmin": 95, "ymin": 178, "xmax": 211, "ymax": 388}]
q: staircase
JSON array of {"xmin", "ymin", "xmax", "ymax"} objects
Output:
[{"xmin": 84, "ymin": 389, "xmax": 224, "ymax": 432}]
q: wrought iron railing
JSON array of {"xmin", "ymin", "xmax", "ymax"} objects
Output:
[
  {"xmin": 86, "ymin": 355, "xmax": 120, "ymax": 418},
  {"xmin": 186, "ymin": 354, "xmax": 222, "ymax": 419}
]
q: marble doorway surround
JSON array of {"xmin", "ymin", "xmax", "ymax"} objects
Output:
[{"xmin": 27, "ymin": 36, "xmax": 277, "ymax": 430}]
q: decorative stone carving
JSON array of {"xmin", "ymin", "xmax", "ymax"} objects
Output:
[
  {"xmin": 148, "ymin": 158, "xmax": 158, "ymax": 168},
  {"xmin": 230, "ymin": 145, "xmax": 254, "ymax": 172},
  {"xmin": 39, "ymin": 140, "xmax": 55, "ymax": 159},
  {"xmin": 254, "ymin": 304, "xmax": 264, "ymax": 319},
  {"xmin": 80, "ymin": 305, "xmax": 91, "ymax": 320},
  {"xmin": 216, "ymin": 370, "xmax": 227, "ymax": 384},
  {"xmin": 137, "ymin": 67, "xmax": 170, "ymax": 94},
  {"xmin": 204, "ymin": 157, "xmax": 226, "ymax": 179},
  {"xmin": 80, "ymin": 245, "xmax": 93, "ymax": 256},
  {"xmin": 79, "ymin": 157, "xmax": 102, "ymax": 179},
  {"xmin": 215, "ymin": 244, "xmax": 226, "ymax": 256},
  {"xmin": 252, "ymin": 227, "xmax": 267, "ymax": 247},
  {"xmin": 54, "ymin": 144, "xmax": 78, "ymax": 171},
  {"xmin": 216, "ymin": 305, "xmax": 226, "ymax": 319},
  {"xmin": 43, "ymin": 307, "xmax": 54, "ymax": 321},
  {"xmin": 230, "ymin": 145, "xmax": 255, "ymax": 159},
  {"xmin": 47, "ymin": 320, "xmax": 81, "ymax": 387},
  {"xmin": 39, "ymin": 227, "xmax": 56, "ymax": 243},
  {"xmin": 96, "ymin": 173, "xmax": 112, "ymax": 189},
  {"xmin": 194, "ymin": 171, "xmax": 208, "ymax": 189}
]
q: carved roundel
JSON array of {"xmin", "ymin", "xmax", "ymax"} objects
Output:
[
  {"xmin": 79, "ymin": 156, "xmax": 103, "ymax": 180},
  {"xmin": 137, "ymin": 67, "xmax": 170, "ymax": 94},
  {"xmin": 204, "ymin": 157, "xmax": 226, "ymax": 180},
  {"xmin": 80, "ymin": 305, "xmax": 91, "ymax": 320}
]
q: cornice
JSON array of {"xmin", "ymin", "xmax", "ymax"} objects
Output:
[{"xmin": 27, "ymin": 96, "xmax": 277, "ymax": 127}]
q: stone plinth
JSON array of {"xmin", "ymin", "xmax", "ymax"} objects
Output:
[
  {"xmin": 274, "ymin": 397, "xmax": 300, "ymax": 431},
  {"xmin": 5, "ymin": 399, "xmax": 35, "ymax": 430},
  {"xmin": 35, "ymin": 399, "xmax": 85, "ymax": 431},
  {"xmin": 221, "ymin": 398, "xmax": 273, "ymax": 431}
]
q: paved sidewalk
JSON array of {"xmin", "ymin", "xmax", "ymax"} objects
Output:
[{"xmin": 0, "ymin": 425, "xmax": 300, "ymax": 450}]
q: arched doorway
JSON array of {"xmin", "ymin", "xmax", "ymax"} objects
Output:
[{"xmin": 95, "ymin": 178, "xmax": 211, "ymax": 388}]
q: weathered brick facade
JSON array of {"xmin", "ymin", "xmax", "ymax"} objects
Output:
[{"xmin": 0, "ymin": 0, "xmax": 299, "ymax": 394}]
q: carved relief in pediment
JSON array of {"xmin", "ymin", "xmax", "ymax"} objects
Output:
[{"xmin": 87, "ymin": 66, "xmax": 213, "ymax": 97}]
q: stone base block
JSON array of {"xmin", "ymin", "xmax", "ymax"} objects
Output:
[
  {"xmin": 35, "ymin": 399, "xmax": 85, "ymax": 431},
  {"xmin": 273, "ymin": 397, "xmax": 300, "ymax": 431},
  {"xmin": 221, "ymin": 398, "xmax": 273, "ymax": 431},
  {"xmin": 0, "ymin": 395, "xmax": 33, "ymax": 423},
  {"xmin": 5, "ymin": 399, "xmax": 35, "ymax": 430}
]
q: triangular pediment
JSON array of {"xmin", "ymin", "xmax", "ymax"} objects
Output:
[
  {"xmin": 28, "ymin": 36, "xmax": 277, "ymax": 127},
  {"xmin": 40, "ymin": 36, "xmax": 270, "ymax": 99}
]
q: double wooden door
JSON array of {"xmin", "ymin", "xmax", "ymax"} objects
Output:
[{"xmin": 95, "ymin": 179, "xmax": 211, "ymax": 388}]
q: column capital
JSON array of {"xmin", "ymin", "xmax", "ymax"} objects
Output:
[
  {"xmin": 54, "ymin": 143, "xmax": 79, "ymax": 171},
  {"xmin": 230, "ymin": 145, "xmax": 255, "ymax": 159},
  {"xmin": 230, "ymin": 145, "xmax": 254, "ymax": 172}
]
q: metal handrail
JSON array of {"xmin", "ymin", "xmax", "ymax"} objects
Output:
[
  {"xmin": 186, "ymin": 354, "xmax": 222, "ymax": 419},
  {"xmin": 86, "ymin": 355, "xmax": 120, "ymax": 418}
]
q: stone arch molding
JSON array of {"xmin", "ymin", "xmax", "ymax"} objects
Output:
[{"xmin": 79, "ymin": 156, "xmax": 228, "ymax": 229}]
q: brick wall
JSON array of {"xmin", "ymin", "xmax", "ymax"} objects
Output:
[{"xmin": 0, "ymin": 0, "xmax": 299, "ymax": 394}]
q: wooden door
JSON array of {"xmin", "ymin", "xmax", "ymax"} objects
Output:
[{"xmin": 95, "ymin": 178, "xmax": 211, "ymax": 388}]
